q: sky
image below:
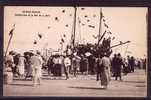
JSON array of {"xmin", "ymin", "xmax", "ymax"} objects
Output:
[{"xmin": 4, "ymin": 6, "xmax": 147, "ymax": 58}]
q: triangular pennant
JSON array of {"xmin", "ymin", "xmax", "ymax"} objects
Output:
[
  {"xmin": 88, "ymin": 25, "xmax": 95, "ymax": 28},
  {"xmin": 38, "ymin": 33, "xmax": 42, "ymax": 39},
  {"xmin": 62, "ymin": 10, "xmax": 65, "ymax": 13},
  {"xmin": 65, "ymin": 24, "xmax": 69, "ymax": 27},
  {"xmin": 112, "ymin": 37, "xmax": 115, "ymax": 40},
  {"xmin": 93, "ymin": 14, "xmax": 96, "ymax": 18},
  {"xmin": 92, "ymin": 35, "xmax": 98, "ymax": 39},
  {"xmin": 69, "ymin": 14, "xmax": 72, "ymax": 16},
  {"xmin": 107, "ymin": 31, "xmax": 112, "ymax": 34},
  {"xmin": 48, "ymin": 26, "xmax": 51, "ymax": 29},
  {"xmin": 9, "ymin": 28, "xmax": 14, "ymax": 36},
  {"xmin": 79, "ymin": 20, "xmax": 81, "ymax": 23},
  {"xmin": 87, "ymin": 19, "xmax": 90, "ymax": 22},
  {"xmin": 120, "ymin": 41, "xmax": 123, "ymax": 44},
  {"xmin": 81, "ymin": 8, "xmax": 85, "ymax": 10},
  {"xmin": 60, "ymin": 42, "xmax": 62, "ymax": 44},
  {"xmin": 63, "ymin": 34, "xmax": 66, "ymax": 37},
  {"xmin": 34, "ymin": 40, "xmax": 37, "ymax": 44},
  {"xmin": 104, "ymin": 23, "xmax": 109, "ymax": 28},
  {"xmin": 84, "ymin": 15, "xmax": 88, "ymax": 18},
  {"xmin": 55, "ymin": 17, "xmax": 59, "ymax": 21},
  {"xmin": 82, "ymin": 23, "xmax": 85, "ymax": 26},
  {"xmin": 61, "ymin": 38, "xmax": 64, "ymax": 43}
]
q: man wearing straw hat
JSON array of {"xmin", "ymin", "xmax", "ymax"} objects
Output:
[{"xmin": 30, "ymin": 51, "xmax": 43, "ymax": 86}]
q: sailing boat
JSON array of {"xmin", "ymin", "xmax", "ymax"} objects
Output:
[{"xmin": 67, "ymin": 7, "xmax": 131, "ymax": 57}]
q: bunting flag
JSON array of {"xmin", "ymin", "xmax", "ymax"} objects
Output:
[
  {"xmin": 63, "ymin": 34, "xmax": 66, "ymax": 37},
  {"xmin": 88, "ymin": 25, "xmax": 95, "ymax": 28},
  {"xmin": 81, "ymin": 8, "xmax": 85, "ymax": 10},
  {"xmin": 55, "ymin": 17, "xmax": 59, "ymax": 21},
  {"xmin": 38, "ymin": 33, "xmax": 42, "ymax": 39},
  {"xmin": 92, "ymin": 35, "xmax": 98, "ymax": 39},
  {"xmin": 87, "ymin": 19, "xmax": 90, "ymax": 22},
  {"xmin": 62, "ymin": 9, "xmax": 65, "ymax": 13},
  {"xmin": 120, "ymin": 41, "xmax": 123, "ymax": 44},
  {"xmin": 107, "ymin": 31, "xmax": 112, "ymax": 34},
  {"xmin": 112, "ymin": 37, "xmax": 115, "ymax": 40},
  {"xmin": 48, "ymin": 26, "xmax": 50, "ymax": 29},
  {"xmin": 104, "ymin": 23, "xmax": 109, "ymax": 28},
  {"xmin": 84, "ymin": 15, "xmax": 88, "ymax": 18},
  {"xmin": 34, "ymin": 40, "xmax": 37, "ymax": 44},
  {"xmin": 69, "ymin": 14, "xmax": 72, "ymax": 16},
  {"xmin": 82, "ymin": 23, "xmax": 85, "ymax": 26},
  {"xmin": 60, "ymin": 42, "xmax": 62, "ymax": 44},
  {"xmin": 78, "ymin": 18, "xmax": 81, "ymax": 23},
  {"xmin": 9, "ymin": 28, "xmax": 14, "ymax": 36},
  {"xmin": 93, "ymin": 14, "xmax": 96, "ymax": 18},
  {"xmin": 126, "ymin": 51, "xmax": 132, "ymax": 54},
  {"xmin": 13, "ymin": 24, "xmax": 15, "ymax": 27},
  {"xmin": 65, "ymin": 24, "xmax": 69, "ymax": 27},
  {"xmin": 61, "ymin": 38, "xmax": 64, "ymax": 43},
  {"xmin": 9, "ymin": 24, "xmax": 15, "ymax": 36}
]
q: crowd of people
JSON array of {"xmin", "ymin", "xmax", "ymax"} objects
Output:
[{"xmin": 3, "ymin": 50, "xmax": 146, "ymax": 89}]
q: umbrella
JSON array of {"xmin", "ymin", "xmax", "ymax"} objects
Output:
[
  {"xmin": 24, "ymin": 51, "xmax": 34, "ymax": 56},
  {"xmin": 85, "ymin": 52, "xmax": 92, "ymax": 57}
]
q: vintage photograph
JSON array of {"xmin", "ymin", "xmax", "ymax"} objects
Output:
[{"xmin": 3, "ymin": 6, "xmax": 147, "ymax": 97}]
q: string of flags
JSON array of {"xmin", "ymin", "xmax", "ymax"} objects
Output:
[
  {"xmin": 55, "ymin": 17, "xmax": 59, "ymax": 21},
  {"xmin": 60, "ymin": 34, "xmax": 66, "ymax": 45},
  {"xmin": 34, "ymin": 40, "xmax": 37, "ymax": 44},
  {"xmin": 33, "ymin": 33, "xmax": 43, "ymax": 45},
  {"xmin": 62, "ymin": 10, "xmax": 65, "ymax": 13},
  {"xmin": 65, "ymin": 24, "xmax": 69, "ymax": 27},
  {"xmin": 52, "ymin": 7, "xmax": 110, "ymax": 30},
  {"xmin": 33, "ymin": 7, "xmax": 117, "ymax": 46},
  {"xmin": 88, "ymin": 25, "xmax": 95, "ymax": 28},
  {"xmin": 38, "ymin": 33, "xmax": 42, "ymax": 39}
]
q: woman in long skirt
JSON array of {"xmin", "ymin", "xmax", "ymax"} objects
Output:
[
  {"xmin": 17, "ymin": 55, "xmax": 26, "ymax": 78},
  {"xmin": 100, "ymin": 55, "xmax": 111, "ymax": 89}
]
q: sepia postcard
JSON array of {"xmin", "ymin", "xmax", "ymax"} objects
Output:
[{"xmin": 3, "ymin": 6, "xmax": 147, "ymax": 97}]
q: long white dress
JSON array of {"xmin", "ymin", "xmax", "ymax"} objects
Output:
[
  {"xmin": 17, "ymin": 56, "xmax": 25, "ymax": 75},
  {"xmin": 100, "ymin": 56, "xmax": 111, "ymax": 86},
  {"xmin": 30, "ymin": 55, "xmax": 43, "ymax": 78}
]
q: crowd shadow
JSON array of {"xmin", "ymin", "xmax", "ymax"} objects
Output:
[
  {"xmin": 41, "ymin": 77, "xmax": 67, "ymax": 80},
  {"xmin": 68, "ymin": 86, "xmax": 106, "ymax": 90},
  {"xmin": 122, "ymin": 80, "xmax": 145, "ymax": 83},
  {"xmin": 9, "ymin": 83, "xmax": 33, "ymax": 87},
  {"xmin": 135, "ymin": 85, "xmax": 146, "ymax": 87},
  {"xmin": 13, "ymin": 78, "xmax": 32, "ymax": 81}
]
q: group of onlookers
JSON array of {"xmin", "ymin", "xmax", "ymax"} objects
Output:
[
  {"xmin": 4, "ymin": 50, "xmax": 146, "ymax": 89},
  {"xmin": 4, "ymin": 51, "xmax": 43, "ymax": 86}
]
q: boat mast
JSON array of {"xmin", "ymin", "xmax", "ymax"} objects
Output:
[
  {"xmin": 97, "ymin": 8, "xmax": 102, "ymax": 46},
  {"xmin": 72, "ymin": 6, "xmax": 77, "ymax": 52}
]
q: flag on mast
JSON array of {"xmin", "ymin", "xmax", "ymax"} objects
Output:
[{"xmin": 9, "ymin": 24, "xmax": 15, "ymax": 36}]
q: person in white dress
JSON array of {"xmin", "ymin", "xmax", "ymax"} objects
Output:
[
  {"xmin": 30, "ymin": 51, "xmax": 43, "ymax": 86},
  {"xmin": 17, "ymin": 54, "xmax": 26, "ymax": 78}
]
